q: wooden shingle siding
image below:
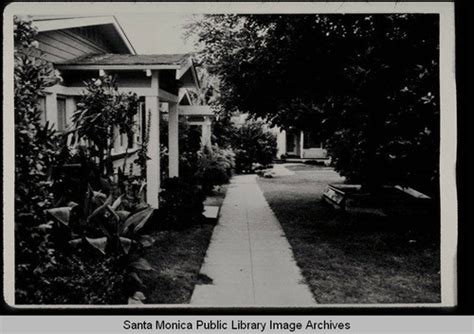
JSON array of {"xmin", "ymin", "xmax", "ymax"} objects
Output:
[
  {"xmin": 62, "ymin": 29, "xmax": 109, "ymax": 53},
  {"xmin": 36, "ymin": 28, "xmax": 110, "ymax": 63}
]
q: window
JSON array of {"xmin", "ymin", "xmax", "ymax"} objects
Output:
[
  {"xmin": 128, "ymin": 132, "xmax": 134, "ymax": 149},
  {"xmin": 120, "ymin": 132, "xmax": 124, "ymax": 147},
  {"xmin": 38, "ymin": 96, "xmax": 46, "ymax": 124},
  {"xmin": 57, "ymin": 97, "xmax": 67, "ymax": 132},
  {"xmin": 303, "ymin": 131, "xmax": 322, "ymax": 149}
]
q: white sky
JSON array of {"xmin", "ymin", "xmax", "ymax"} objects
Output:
[{"xmin": 115, "ymin": 13, "xmax": 201, "ymax": 54}]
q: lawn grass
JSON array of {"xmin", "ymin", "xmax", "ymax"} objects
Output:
[
  {"xmin": 257, "ymin": 165, "xmax": 440, "ymax": 304},
  {"xmin": 139, "ymin": 185, "xmax": 227, "ymax": 304}
]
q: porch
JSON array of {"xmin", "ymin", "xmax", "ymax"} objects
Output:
[
  {"xmin": 277, "ymin": 129, "xmax": 327, "ymax": 160},
  {"xmin": 50, "ymin": 53, "xmax": 205, "ymax": 208}
]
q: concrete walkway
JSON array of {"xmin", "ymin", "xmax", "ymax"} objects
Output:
[
  {"xmin": 191, "ymin": 175, "xmax": 315, "ymax": 306},
  {"xmin": 271, "ymin": 164, "xmax": 295, "ymax": 176}
]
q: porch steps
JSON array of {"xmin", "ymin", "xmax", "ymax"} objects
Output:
[{"xmin": 203, "ymin": 205, "xmax": 220, "ymax": 223}]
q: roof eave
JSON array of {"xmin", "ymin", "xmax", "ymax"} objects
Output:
[
  {"xmin": 176, "ymin": 57, "xmax": 201, "ymax": 89},
  {"xmin": 55, "ymin": 64, "xmax": 181, "ymax": 70},
  {"xmin": 32, "ymin": 16, "xmax": 136, "ymax": 55},
  {"xmin": 111, "ymin": 16, "xmax": 136, "ymax": 54}
]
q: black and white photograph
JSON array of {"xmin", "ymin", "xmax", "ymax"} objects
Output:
[{"xmin": 3, "ymin": 2, "xmax": 458, "ymax": 309}]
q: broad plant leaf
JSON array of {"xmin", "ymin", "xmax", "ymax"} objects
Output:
[
  {"xmin": 87, "ymin": 195, "xmax": 113, "ymax": 222},
  {"xmin": 106, "ymin": 205, "xmax": 121, "ymax": 223},
  {"xmin": 45, "ymin": 207, "xmax": 72, "ymax": 226},
  {"xmin": 121, "ymin": 207, "xmax": 154, "ymax": 234},
  {"xmin": 128, "ymin": 272, "xmax": 144, "ymax": 286},
  {"xmin": 111, "ymin": 195, "xmax": 123, "ymax": 210},
  {"xmin": 68, "ymin": 238, "xmax": 82, "ymax": 248},
  {"xmin": 128, "ymin": 297, "xmax": 144, "ymax": 304},
  {"xmin": 91, "ymin": 189, "xmax": 107, "ymax": 206},
  {"xmin": 138, "ymin": 182, "xmax": 146, "ymax": 197},
  {"xmin": 37, "ymin": 222, "xmax": 54, "ymax": 231},
  {"xmin": 116, "ymin": 210, "xmax": 131, "ymax": 221},
  {"xmin": 132, "ymin": 291, "xmax": 146, "ymax": 301},
  {"xmin": 129, "ymin": 258, "xmax": 154, "ymax": 271},
  {"xmin": 138, "ymin": 235, "xmax": 155, "ymax": 248},
  {"xmin": 85, "ymin": 236, "xmax": 108, "ymax": 255},
  {"xmin": 119, "ymin": 237, "xmax": 133, "ymax": 254}
]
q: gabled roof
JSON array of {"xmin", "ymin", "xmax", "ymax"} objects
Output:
[
  {"xmin": 58, "ymin": 53, "xmax": 189, "ymax": 67},
  {"xmin": 178, "ymin": 89, "xmax": 194, "ymax": 106},
  {"xmin": 30, "ymin": 15, "xmax": 136, "ymax": 54},
  {"xmin": 55, "ymin": 53, "xmax": 201, "ymax": 89}
]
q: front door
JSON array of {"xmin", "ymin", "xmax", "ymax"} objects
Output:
[{"xmin": 286, "ymin": 132, "xmax": 298, "ymax": 156}]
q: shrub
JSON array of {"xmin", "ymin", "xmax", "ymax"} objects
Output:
[
  {"xmin": 160, "ymin": 118, "xmax": 202, "ymax": 180},
  {"xmin": 195, "ymin": 145, "xmax": 235, "ymax": 194},
  {"xmin": 211, "ymin": 111, "xmax": 238, "ymax": 148},
  {"xmin": 43, "ymin": 187, "xmax": 156, "ymax": 302},
  {"xmin": 158, "ymin": 178, "xmax": 205, "ymax": 230},
  {"xmin": 16, "ymin": 254, "xmax": 127, "ymax": 305},
  {"xmin": 134, "ymin": 110, "xmax": 151, "ymax": 179},
  {"xmin": 232, "ymin": 120, "xmax": 277, "ymax": 173},
  {"xmin": 14, "ymin": 16, "xmax": 64, "ymax": 304},
  {"xmin": 72, "ymin": 75, "xmax": 139, "ymax": 177},
  {"xmin": 51, "ymin": 145, "xmax": 112, "ymax": 206}
]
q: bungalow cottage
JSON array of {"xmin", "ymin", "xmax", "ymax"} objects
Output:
[
  {"xmin": 232, "ymin": 114, "xmax": 328, "ymax": 161},
  {"xmin": 28, "ymin": 15, "xmax": 214, "ymax": 208},
  {"xmin": 274, "ymin": 129, "xmax": 327, "ymax": 160}
]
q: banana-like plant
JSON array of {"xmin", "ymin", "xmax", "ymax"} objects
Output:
[{"xmin": 45, "ymin": 184, "xmax": 156, "ymax": 300}]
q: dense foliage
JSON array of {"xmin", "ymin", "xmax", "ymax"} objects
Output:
[
  {"xmin": 158, "ymin": 177, "xmax": 206, "ymax": 230},
  {"xmin": 72, "ymin": 75, "xmax": 139, "ymax": 177},
  {"xmin": 190, "ymin": 14, "xmax": 439, "ymax": 192},
  {"xmin": 14, "ymin": 16, "xmax": 64, "ymax": 303},
  {"xmin": 159, "ymin": 118, "xmax": 202, "ymax": 180},
  {"xmin": 14, "ymin": 17, "xmax": 60, "ymax": 220},
  {"xmin": 231, "ymin": 120, "xmax": 277, "ymax": 173},
  {"xmin": 14, "ymin": 17, "xmax": 154, "ymax": 304},
  {"xmin": 211, "ymin": 112, "xmax": 238, "ymax": 148},
  {"xmin": 195, "ymin": 145, "xmax": 235, "ymax": 193}
]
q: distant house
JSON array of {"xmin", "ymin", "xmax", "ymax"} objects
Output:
[
  {"xmin": 232, "ymin": 113, "xmax": 327, "ymax": 161},
  {"xmin": 28, "ymin": 15, "xmax": 212, "ymax": 207},
  {"xmin": 273, "ymin": 129, "xmax": 328, "ymax": 160}
]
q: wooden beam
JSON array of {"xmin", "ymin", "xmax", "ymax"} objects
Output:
[
  {"xmin": 56, "ymin": 64, "xmax": 179, "ymax": 71},
  {"xmin": 43, "ymin": 84, "xmax": 156, "ymax": 97},
  {"xmin": 158, "ymin": 89, "xmax": 178, "ymax": 103},
  {"xmin": 146, "ymin": 70, "xmax": 160, "ymax": 207},
  {"xmin": 168, "ymin": 103, "xmax": 179, "ymax": 178}
]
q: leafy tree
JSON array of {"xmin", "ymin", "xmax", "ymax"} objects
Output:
[
  {"xmin": 189, "ymin": 14, "xmax": 439, "ymax": 193},
  {"xmin": 72, "ymin": 75, "xmax": 139, "ymax": 177}
]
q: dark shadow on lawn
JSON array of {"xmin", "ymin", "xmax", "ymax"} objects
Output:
[
  {"xmin": 257, "ymin": 168, "xmax": 440, "ymax": 304},
  {"xmin": 138, "ymin": 185, "xmax": 228, "ymax": 304}
]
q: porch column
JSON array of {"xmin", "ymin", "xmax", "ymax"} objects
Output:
[
  {"xmin": 145, "ymin": 71, "xmax": 160, "ymax": 208},
  {"xmin": 299, "ymin": 130, "xmax": 305, "ymax": 159},
  {"xmin": 168, "ymin": 102, "xmax": 179, "ymax": 177},
  {"xmin": 45, "ymin": 92, "xmax": 57, "ymax": 130},
  {"xmin": 277, "ymin": 128, "xmax": 287, "ymax": 159},
  {"xmin": 201, "ymin": 116, "xmax": 212, "ymax": 148}
]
